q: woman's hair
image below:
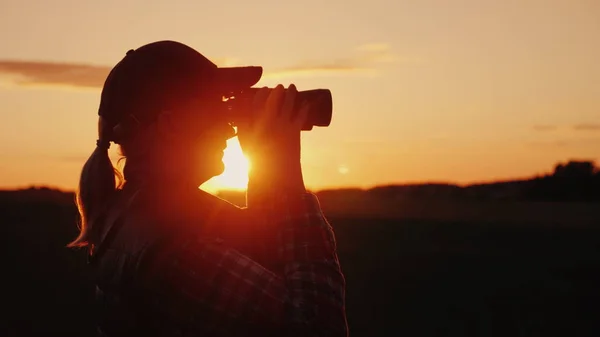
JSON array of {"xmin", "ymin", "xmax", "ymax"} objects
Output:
[{"xmin": 67, "ymin": 141, "xmax": 124, "ymax": 249}]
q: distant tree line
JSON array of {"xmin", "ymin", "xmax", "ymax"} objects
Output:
[
  {"xmin": 524, "ymin": 160, "xmax": 600, "ymax": 202},
  {"xmin": 365, "ymin": 160, "xmax": 600, "ymax": 202}
]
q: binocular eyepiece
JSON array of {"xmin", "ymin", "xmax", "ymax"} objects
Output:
[{"xmin": 224, "ymin": 88, "xmax": 333, "ymax": 131}]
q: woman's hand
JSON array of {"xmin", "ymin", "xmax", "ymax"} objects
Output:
[
  {"xmin": 237, "ymin": 84, "xmax": 308, "ymax": 160},
  {"xmin": 237, "ymin": 83, "xmax": 311, "ymax": 197}
]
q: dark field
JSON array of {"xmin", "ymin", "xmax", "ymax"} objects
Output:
[{"xmin": 3, "ymin": 191, "xmax": 600, "ymax": 336}]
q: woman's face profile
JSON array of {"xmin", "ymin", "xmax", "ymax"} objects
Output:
[{"xmin": 154, "ymin": 95, "xmax": 235, "ymax": 185}]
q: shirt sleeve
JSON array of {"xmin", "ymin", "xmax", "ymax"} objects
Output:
[{"xmin": 137, "ymin": 193, "xmax": 348, "ymax": 337}]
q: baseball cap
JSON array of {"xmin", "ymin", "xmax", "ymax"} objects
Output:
[{"xmin": 98, "ymin": 40, "xmax": 262, "ymax": 141}]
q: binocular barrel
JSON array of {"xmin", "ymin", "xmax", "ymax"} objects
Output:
[{"xmin": 227, "ymin": 88, "xmax": 333, "ymax": 131}]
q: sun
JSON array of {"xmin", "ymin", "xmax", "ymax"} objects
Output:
[{"xmin": 200, "ymin": 137, "xmax": 250, "ymax": 193}]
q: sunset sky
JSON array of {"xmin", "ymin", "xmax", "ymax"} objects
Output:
[{"xmin": 0, "ymin": 0, "xmax": 599, "ymax": 192}]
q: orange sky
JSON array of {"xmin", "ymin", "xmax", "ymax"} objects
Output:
[{"xmin": 0, "ymin": 0, "xmax": 599, "ymax": 193}]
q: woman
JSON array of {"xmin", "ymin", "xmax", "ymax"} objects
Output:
[{"xmin": 68, "ymin": 40, "xmax": 348, "ymax": 337}]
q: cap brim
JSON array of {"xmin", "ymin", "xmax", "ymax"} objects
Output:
[{"xmin": 214, "ymin": 66, "xmax": 263, "ymax": 92}]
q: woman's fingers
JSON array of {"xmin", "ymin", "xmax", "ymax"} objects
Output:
[
  {"xmin": 248, "ymin": 83, "xmax": 308, "ymax": 134},
  {"xmin": 248, "ymin": 87, "xmax": 270, "ymax": 130},
  {"xmin": 279, "ymin": 84, "xmax": 298, "ymax": 123},
  {"xmin": 264, "ymin": 84, "xmax": 285, "ymax": 121},
  {"xmin": 293, "ymin": 99, "xmax": 311, "ymax": 129},
  {"xmin": 251, "ymin": 87, "xmax": 270, "ymax": 112}
]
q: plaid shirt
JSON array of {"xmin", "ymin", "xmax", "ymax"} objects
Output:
[{"xmin": 96, "ymin": 192, "xmax": 348, "ymax": 337}]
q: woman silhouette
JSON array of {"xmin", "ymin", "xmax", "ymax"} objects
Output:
[{"xmin": 68, "ymin": 40, "xmax": 347, "ymax": 337}]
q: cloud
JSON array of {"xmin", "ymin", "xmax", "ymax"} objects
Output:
[
  {"xmin": 263, "ymin": 61, "xmax": 373, "ymax": 79},
  {"xmin": 531, "ymin": 124, "xmax": 600, "ymax": 133},
  {"xmin": 265, "ymin": 43, "xmax": 419, "ymax": 78},
  {"xmin": 0, "ymin": 57, "xmax": 239, "ymax": 90},
  {"xmin": 355, "ymin": 43, "xmax": 409, "ymax": 64},
  {"xmin": 0, "ymin": 60, "xmax": 111, "ymax": 89},
  {"xmin": 573, "ymin": 123, "xmax": 600, "ymax": 131},
  {"xmin": 527, "ymin": 137, "xmax": 600, "ymax": 149},
  {"xmin": 532, "ymin": 124, "xmax": 557, "ymax": 132},
  {"xmin": 0, "ymin": 43, "xmax": 412, "ymax": 88},
  {"xmin": 526, "ymin": 140, "xmax": 569, "ymax": 148}
]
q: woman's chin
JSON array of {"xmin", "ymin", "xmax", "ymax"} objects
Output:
[{"xmin": 213, "ymin": 161, "xmax": 226, "ymax": 176}]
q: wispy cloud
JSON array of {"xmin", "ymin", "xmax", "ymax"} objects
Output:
[
  {"xmin": 526, "ymin": 140, "xmax": 569, "ymax": 148},
  {"xmin": 527, "ymin": 137, "xmax": 600, "ymax": 149},
  {"xmin": 355, "ymin": 43, "xmax": 416, "ymax": 64},
  {"xmin": 265, "ymin": 43, "xmax": 420, "ymax": 78},
  {"xmin": 573, "ymin": 123, "xmax": 600, "ymax": 131},
  {"xmin": 0, "ymin": 60, "xmax": 110, "ymax": 89},
  {"xmin": 531, "ymin": 123, "xmax": 600, "ymax": 133},
  {"xmin": 532, "ymin": 124, "xmax": 557, "ymax": 132},
  {"xmin": 264, "ymin": 62, "xmax": 373, "ymax": 79},
  {"xmin": 0, "ymin": 43, "xmax": 414, "ymax": 89},
  {"xmin": 0, "ymin": 57, "xmax": 239, "ymax": 90}
]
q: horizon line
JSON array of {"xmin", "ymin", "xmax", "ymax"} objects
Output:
[{"xmin": 0, "ymin": 174, "xmax": 570, "ymax": 195}]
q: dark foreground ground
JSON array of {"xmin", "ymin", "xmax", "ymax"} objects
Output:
[{"xmin": 2, "ymin": 195, "xmax": 600, "ymax": 336}]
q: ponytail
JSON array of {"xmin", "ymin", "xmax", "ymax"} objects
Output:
[{"xmin": 67, "ymin": 121, "xmax": 123, "ymax": 249}]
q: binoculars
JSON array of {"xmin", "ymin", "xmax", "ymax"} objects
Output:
[{"xmin": 224, "ymin": 88, "xmax": 333, "ymax": 131}]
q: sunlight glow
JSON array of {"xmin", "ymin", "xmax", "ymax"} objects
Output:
[
  {"xmin": 338, "ymin": 165, "xmax": 349, "ymax": 175},
  {"xmin": 201, "ymin": 137, "xmax": 250, "ymax": 193}
]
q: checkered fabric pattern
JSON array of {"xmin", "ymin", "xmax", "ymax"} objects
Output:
[{"xmin": 119, "ymin": 193, "xmax": 348, "ymax": 337}]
